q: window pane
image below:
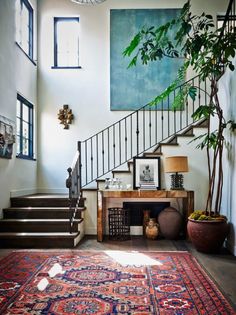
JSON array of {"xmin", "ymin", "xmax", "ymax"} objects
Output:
[
  {"xmin": 23, "ymin": 104, "xmax": 29, "ymax": 122},
  {"xmin": 15, "ymin": 0, "xmax": 21, "ymax": 44},
  {"xmin": 16, "ymin": 117, "xmax": 21, "ymax": 136},
  {"xmin": 16, "ymin": 100, "xmax": 21, "ymax": 117},
  {"xmin": 16, "ymin": 94, "xmax": 34, "ymax": 159},
  {"xmin": 16, "ymin": 135, "xmax": 21, "ymax": 155},
  {"xmin": 56, "ymin": 18, "xmax": 79, "ymax": 67},
  {"xmin": 23, "ymin": 121, "xmax": 29, "ymax": 139},
  {"xmin": 23, "ymin": 137, "xmax": 29, "ymax": 155},
  {"xmin": 15, "ymin": 0, "xmax": 33, "ymax": 58}
]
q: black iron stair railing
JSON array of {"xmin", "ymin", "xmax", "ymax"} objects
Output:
[{"xmin": 66, "ymin": 75, "xmax": 210, "ymax": 231}]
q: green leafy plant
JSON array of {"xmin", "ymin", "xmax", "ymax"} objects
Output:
[{"xmin": 123, "ymin": 1, "xmax": 236, "ymax": 219}]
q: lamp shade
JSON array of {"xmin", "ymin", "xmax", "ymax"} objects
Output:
[{"xmin": 165, "ymin": 156, "xmax": 189, "ymax": 173}]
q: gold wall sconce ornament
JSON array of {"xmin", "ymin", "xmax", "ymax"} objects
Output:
[{"xmin": 57, "ymin": 105, "xmax": 74, "ymax": 129}]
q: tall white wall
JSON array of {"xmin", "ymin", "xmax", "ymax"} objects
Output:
[
  {"xmin": 0, "ymin": 0, "xmax": 37, "ymax": 215},
  {"xmin": 37, "ymin": 0, "xmax": 228, "ymax": 192},
  {"xmin": 218, "ymin": 58, "xmax": 236, "ymax": 255}
]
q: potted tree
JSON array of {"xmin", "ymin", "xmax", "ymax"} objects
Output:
[{"xmin": 123, "ymin": 0, "xmax": 236, "ymax": 252}]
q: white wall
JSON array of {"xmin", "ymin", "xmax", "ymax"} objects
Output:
[
  {"xmin": 0, "ymin": 0, "xmax": 37, "ymax": 215},
  {"xmin": 218, "ymin": 57, "xmax": 236, "ymax": 255}
]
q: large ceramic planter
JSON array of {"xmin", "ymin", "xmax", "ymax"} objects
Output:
[{"xmin": 187, "ymin": 218, "xmax": 229, "ymax": 253}]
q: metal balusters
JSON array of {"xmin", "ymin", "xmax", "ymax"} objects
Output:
[
  {"xmin": 102, "ymin": 131, "xmax": 104, "ymax": 175},
  {"xmin": 198, "ymin": 76, "xmax": 201, "ymax": 107},
  {"xmin": 130, "ymin": 115, "xmax": 133, "ymax": 159},
  {"xmin": 173, "ymin": 89, "xmax": 176, "ymax": 134},
  {"xmin": 155, "ymin": 103, "xmax": 157, "ymax": 144},
  {"xmin": 136, "ymin": 111, "xmax": 139, "ymax": 156},
  {"xmin": 90, "ymin": 138, "xmax": 93, "ymax": 182},
  {"xmin": 96, "ymin": 134, "xmax": 99, "ymax": 178},
  {"xmin": 119, "ymin": 121, "xmax": 121, "ymax": 165},
  {"xmin": 85, "ymin": 140, "xmax": 88, "ymax": 185},
  {"xmin": 149, "ymin": 106, "xmax": 152, "ymax": 148},
  {"xmin": 179, "ymin": 87, "xmax": 183, "ymax": 130},
  {"xmin": 167, "ymin": 95, "xmax": 170, "ymax": 137},
  {"xmin": 161, "ymin": 99, "xmax": 164, "ymax": 140},
  {"xmin": 192, "ymin": 78, "xmax": 195, "ymax": 122},
  {"xmin": 113, "ymin": 125, "xmax": 115, "ymax": 168},
  {"xmin": 143, "ymin": 109, "xmax": 145, "ymax": 151},
  {"xmin": 108, "ymin": 127, "xmax": 110, "ymax": 172},
  {"xmin": 125, "ymin": 118, "xmax": 128, "ymax": 161}
]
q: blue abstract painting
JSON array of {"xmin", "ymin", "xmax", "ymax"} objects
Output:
[{"xmin": 110, "ymin": 9, "xmax": 182, "ymax": 111}]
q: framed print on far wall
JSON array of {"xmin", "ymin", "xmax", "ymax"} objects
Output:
[{"xmin": 133, "ymin": 156, "xmax": 161, "ymax": 190}]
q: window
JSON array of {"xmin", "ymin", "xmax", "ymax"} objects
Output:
[
  {"xmin": 16, "ymin": 94, "xmax": 34, "ymax": 159},
  {"xmin": 53, "ymin": 17, "xmax": 80, "ymax": 68},
  {"xmin": 15, "ymin": 0, "xmax": 33, "ymax": 60}
]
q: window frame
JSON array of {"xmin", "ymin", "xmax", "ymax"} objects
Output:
[
  {"xmin": 15, "ymin": 0, "xmax": 34, "ymax": 61},
  {"xmin": 16, "ymin": 94, "xmax": 35, "ymax": 160},
  {"xmin": 53, "ymin": 17, "xmax": 81, "ymax": 69}
]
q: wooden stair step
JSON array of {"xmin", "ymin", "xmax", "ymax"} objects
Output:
[
  {"xmin": 3, "ymin": 207, "xmax": 85, "ymax": 219},
  {"xmin": 0, "ymin": 232, "xmax": 80, "ymax": 248},
  {"xmin": 0, "ymin": 218, "xmax": 83, "ymax": 232},
  {"xmin": 10, "ymin": 195, "xmax": 86, "ymax": 208}
]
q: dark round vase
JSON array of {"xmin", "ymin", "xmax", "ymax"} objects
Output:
[
  {"xmin": 187, "ymin": 219, "xmax": 229, "ymax": 253},
  {"xmin": 158, "ymin": 207, "xmax": 182, "ymax": 239}
]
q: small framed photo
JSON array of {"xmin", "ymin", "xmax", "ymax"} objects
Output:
[{"xmin": 133, "ymin": 156, "xmax": 161, "ymax": 190}]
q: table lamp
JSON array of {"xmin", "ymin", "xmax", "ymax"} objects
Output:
[{"xmin": 165, "ymin": 156, "xmax": 189, "ymax": 190}]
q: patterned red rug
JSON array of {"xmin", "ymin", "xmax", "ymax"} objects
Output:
[{"xmin": 0, "ymin": 251, "xmax": 234, "ymax": 314}]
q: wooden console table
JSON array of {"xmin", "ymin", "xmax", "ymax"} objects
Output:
[{"xmin": 97, "ymin": 190, "xmax": 194, "ymax": 242}]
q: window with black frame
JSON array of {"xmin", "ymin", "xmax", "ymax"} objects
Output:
[
  {"xmin": 16, "ymin": 95, "xmax": 34, "ymax": 160},
  {"xmin": 53, "ymin": 17, "xmax": 81, "ymax": 68},
  {"xmin": 15, "ymin": 0, "xmax": 34, "ymax": 60}
]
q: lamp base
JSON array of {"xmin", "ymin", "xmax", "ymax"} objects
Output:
[{"xmin": 170, "ymin": 173, "xmax": 185, "ymax": 190}]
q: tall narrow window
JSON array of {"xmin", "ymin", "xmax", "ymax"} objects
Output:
[
  {"xmin": 16, "ymin": 95, "xmax": 34, "ymax": 159},
  {"xmin": 15, "ymin": 0, "xmax": 33, "ymax": 59},
  {"xmin": 54, "ymin": 17, "xmax": 80, "ymax": 68}
]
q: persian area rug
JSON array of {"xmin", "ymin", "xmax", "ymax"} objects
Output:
[{"xmin": 0, "ymin": 251, "xmax": 234, "ymax": 315}]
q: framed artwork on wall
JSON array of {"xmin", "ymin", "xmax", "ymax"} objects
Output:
[
  {"xmin": 133, "ymin": 156, "xmax": 161, "ymax": 190},
  {"xmin": 110, "ymin": 8, "xmax": 182, "ymax": 111},
  {"xmin": 0, "ymin": 115, "xmax": 15, "ymax": 159}
]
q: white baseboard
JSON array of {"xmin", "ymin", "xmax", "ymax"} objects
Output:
[
  {"xmin": 10, "ymin": 188, "xmax": 38, "ymax": 197},
  {"xmin": 85, "ymin": 227, "xmax": 97, "ymax": 235}
]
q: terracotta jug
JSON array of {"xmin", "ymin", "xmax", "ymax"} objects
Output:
[
  {"xmin": 145, "ymin": 218, "xmax": 159, "ymax": 240},
  {"xmin": 143, "ymin": 210, "xmax": 150, "ymax": 235}
]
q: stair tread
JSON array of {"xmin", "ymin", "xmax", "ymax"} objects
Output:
[
  {"xmin": 0, "ymin": 218, "xmax": 83, "ymax": 222},
  {"xmin": 11, "ymin": 194, "xmax": 86, "ymax": 199},
  {"xmin": 4, "ymin": 207, "xmax": 85, "ymax": 210},
  {"xmin": 0, "ymin": 232, "xmax": 79, "ymax": 237}
]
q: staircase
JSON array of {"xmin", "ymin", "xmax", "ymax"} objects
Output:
[{"xmin": 0, "ymin": 194, "xmax": 86, "ymax": 248}]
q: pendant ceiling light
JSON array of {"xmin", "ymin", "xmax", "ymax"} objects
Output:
[{"xmin": 71, "ymin": 0, "xmax": 106, "ymax": 4}]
